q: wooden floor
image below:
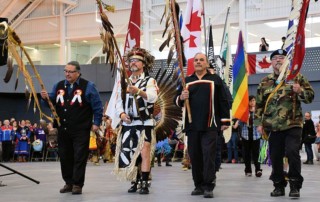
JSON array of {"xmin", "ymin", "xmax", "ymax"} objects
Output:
[{"xmin": 0, "ymin": 151, "xmax": 319, "ymax": 202}]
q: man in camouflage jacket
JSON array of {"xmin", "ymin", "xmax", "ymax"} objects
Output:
[{"xmin": 254, "ymin": 49, "xmax": 314, "ymax": 198}]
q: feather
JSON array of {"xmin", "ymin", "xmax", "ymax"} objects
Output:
[
  {"xmin": 3, "ymin": 56, "xmax": 13, "ymax": 83},
  {"xmin": 160, "ymin": 0, "xmax": 170, "ymax": 24},
  {"xmin": 25, "ymin": 85, "xmax": 31, "ymax": 111},
  {"xmin": 162, "ymin": 14, "xmax": 171, "ymax": 38},
  {"xmin": 159, "ymin": 38, "xmax": 169, "ymax": 52},
  {"xmin": 160, "ymin": 5, "xmax": 167, "ymax": 24},
  {"xmin": 154, "ymin": 72, "xmax": 182, "ymax": 141},
  {"xmin": 167, "ymin": 45, "xmax": 175, "ymax": 66},
  {"xmin": 100, "ymin": 12, "xmax": 114, "ymax": 35},
  {"xmin": 11, "ymin": 30, "xmax": 21, "ymax": 45},
  {"xmin": 157, "ymin": 69, "xmax": 167, "ymax": 86},
  {"xmin": 104, "ymin": 4, "xmax": 115, "ymax": 12},
  {"xmin": 166, "ymin": 29, "xmax": 174, "ymax": 47},
  {"xmin": 14, "ymin": 63, "xmax": 20, "ymax": 90},
  {"xmin": 154, "ymin": 68, "xmax": 162, "ymax": 81}
]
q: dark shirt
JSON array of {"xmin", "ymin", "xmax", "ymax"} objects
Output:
[
  {"xmin": 302, "ymin": 119, "xmax": 316, "ymax": 143},
  {"xmin": 175, "ymin": 71, "xmax": 230, "ymax": 132},
  {"xmin": 49, "ymin": 77, "xmax": 102, "ymax": 126}
]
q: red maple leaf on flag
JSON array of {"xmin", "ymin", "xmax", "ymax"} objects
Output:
[
  {"xmin": 184, "ymin": 35, "xmax": 197, "ymax": 47},
  {"xmin": 258, "ymin": 56, "xmax": 271, "ymax": 69},
  {"xmin": 186, "ymin": 11, "xmax": 201, "ymax": 32}
]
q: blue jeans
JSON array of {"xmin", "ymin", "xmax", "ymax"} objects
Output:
[
  {"xmin": 304, "ymin": 143, "xmax": 313, "ymax": 161},
  {"xmin": 227, "ymin": 132, "xmax": 239, "ymax": 161}
]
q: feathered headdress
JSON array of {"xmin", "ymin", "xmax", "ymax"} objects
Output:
[{"xmin": 125, "ymin": 47, "xmax": 155, "ymax": 72}]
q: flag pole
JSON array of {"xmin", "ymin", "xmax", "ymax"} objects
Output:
[
  {"xmin": 220, "ymin": 6, "xmax": 230, "ymax": 49},
  {"xmin": 202, "ymin": 0, "xmax": 207, "ymax": 55}
]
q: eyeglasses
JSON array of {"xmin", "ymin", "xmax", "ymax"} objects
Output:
[
  {"xmin": 129, "ymin": 58, "xmax": 142, "ymax": 63},
  {"xmin": 64, "ymin": 70, "xmax": 78, "ymax": 74},
  {"xmin": 271, "ymin": 56, "xmax": 285, "ymax": 61}
]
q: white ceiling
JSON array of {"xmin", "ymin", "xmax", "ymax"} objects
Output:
[{"xmin": 1, "ymin": 0, "xmax": 319, "ymax": 55}]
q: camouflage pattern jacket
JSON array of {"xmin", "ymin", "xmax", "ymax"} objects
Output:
[{"xmin": 254, "ymin": 73, "xmax": 314, "ymax": 132}]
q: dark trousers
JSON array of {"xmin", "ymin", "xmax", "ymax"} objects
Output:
[
  {"xmin": 188, "ymin": 130, "xmax": 217, "ymax": 191},
  {"xmin": 242, "ymin": 138, "xmax": 261, "ymax": 173},
  {"xmin": 215, "ymin": 132, "xmax": 223, "ymax": 172},
  {"xmin": 304, "ymin": 143, "xmax": 313, "ymax": 161},
  {"xmin": 2, "ymin": 141, "xmax": 13, "ymax": 162},
  {"xmin": 58, "ymin": 129, "xmax": 90, "ymax": 187},
  {"xmin": 269, "ymin": 127, "xmax": 303, "ymax": 189}
]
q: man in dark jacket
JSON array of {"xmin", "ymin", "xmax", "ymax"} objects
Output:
[
  {"xmin": 302, "ymin": 112, "xmax": 316, "ymax": 164},
  {"xmin": 41, "ymin": 61, "xmax": 103, "ymax": 195},
  {"xmin": 175, "ymin": 53, "xmax": 230, "ymax": 198}
]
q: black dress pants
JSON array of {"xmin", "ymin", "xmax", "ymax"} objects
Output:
[
  {"xmin": 58, "ymin": 129, "xmax": 90, "ymax": 187},
  {"xmin": 187, "ymin": 130, "xmax": 217, "ymax": 191},
  {"xmin": 269, "ymin": 127, "xmax": 304, "ymax": 189}
]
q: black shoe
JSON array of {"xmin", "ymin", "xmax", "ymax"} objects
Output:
[
  {"xmin": 158, "ymin": 163, "xmax": 162, "ymax": 167},
  {"xmin": 166, "ymin": 163, "xmax": 172, "ymax": 167},
  {"xmin": 139, "ymin": 181, "xmax": 149, "ymax": 194},
  {"xmin": 191, "ymin": 187, "xmax": 204, "ymax": 195},
  {"xmin": 289, "ymin": 187, "xmax": 300, "ymax": 198},
  {"xmin": 255, "ymin": 170, "xmax": 262, "ymax": 177},
  {"xmin": 303, "ymin": 160, "xmax": 313, "ymax": 164},
  {"xmin": 59, "ymin": 184, "xmax": 72, "ymax": 193},
  {"xmin": 203, "ymin": 190, "xmax": 214, "ymax": 198},
  {"xmin": 72, "ymin": 185, "xmax": 82, "ymax": 195},
  {"xmin": 245, "ymin": 172, "xmax": 252, "ymax": 177},
  {"xmin": 270, "ymin": 187, "xmax": 285, "ymax": 197},
  {"xmin": 128, "ymin": 182, "xmax": 138, "ymax": 193}
]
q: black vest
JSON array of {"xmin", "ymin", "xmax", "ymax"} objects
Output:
[{"xmin": 54, "ymin": 78, "xmax": 93, "ymax": 132}]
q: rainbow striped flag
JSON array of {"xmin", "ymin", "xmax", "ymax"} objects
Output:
[{"xmin": 232, "ymin": 31, "xmax": 249, "ymax": 123}]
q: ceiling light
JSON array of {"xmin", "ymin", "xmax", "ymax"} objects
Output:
[
  {"xmin": 83, "ymin": 40, "xmax": 88, "ymax": 43},
  {"xmin": 54, "ymin": 43, "xmax": 61, "ymax": 47},
  {"xmin": 314, "ymin": 33, "xmax": 320, "ymax": 37},
  {"xmin": 248, "ymin": 32, "xmax": 257, "ymax": 37}
]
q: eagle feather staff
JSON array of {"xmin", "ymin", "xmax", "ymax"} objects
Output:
[
  {"xmin": 2, "ymin": 21, "xmax": 60, "ymax": 125},
  {"xmin": 160, "ymin": 0, "xmax": 192, "ymax": 123}
]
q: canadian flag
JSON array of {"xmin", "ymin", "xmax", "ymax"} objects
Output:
[
  {"xmin": 247, "ymin": 53, "xmax": 272, "ymax": 75},
  {"xmin": 123, "ymin": 0, "xmax": 141, "ymax": 54},
  {"xmin": 181, "ymin": 0, "xmax": 202, "ymax": 75}
]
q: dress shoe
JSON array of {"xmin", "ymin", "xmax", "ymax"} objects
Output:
[
  {"xmin": 203, "ymin": 190, "xmax": 214, "ymax": 198},
  {"xmin": 191, "ymin": 187, "xmax": 204, "ymax": 195},
  {"xmin": 270, "ymin": 187, "xmax": 285, "ymax": 197},
  {"xmin": 72, "ymin": 185, "xmax": 82, "ymax": 195},
  {"xmin": 128, "ymin": 182, "xmax": 138, "ymax": 193},
  {"xmin": 165, "ymin": 163, "xmax": 172, "ymax": 167},
  {"xmin": 303, "ymin": 160, "xmax": 313, "ymax": 164},
  {"xmin": 59, "ymin": 184, "xmax": 72, "ymax": 193},
  {"xmin": 255, "ymin": 170, "xmax": 262, "ymax": 177},
  {"xmin": 245, "ymin": 172, "xmax": 252, "ymax": 177},
  {"xmin": 157, "ymin": 163, "xmax": 162, "ymax": 167},
  {"xmin": 289, "ymin": 187, "xmax": 300, "ymax": 198}
]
